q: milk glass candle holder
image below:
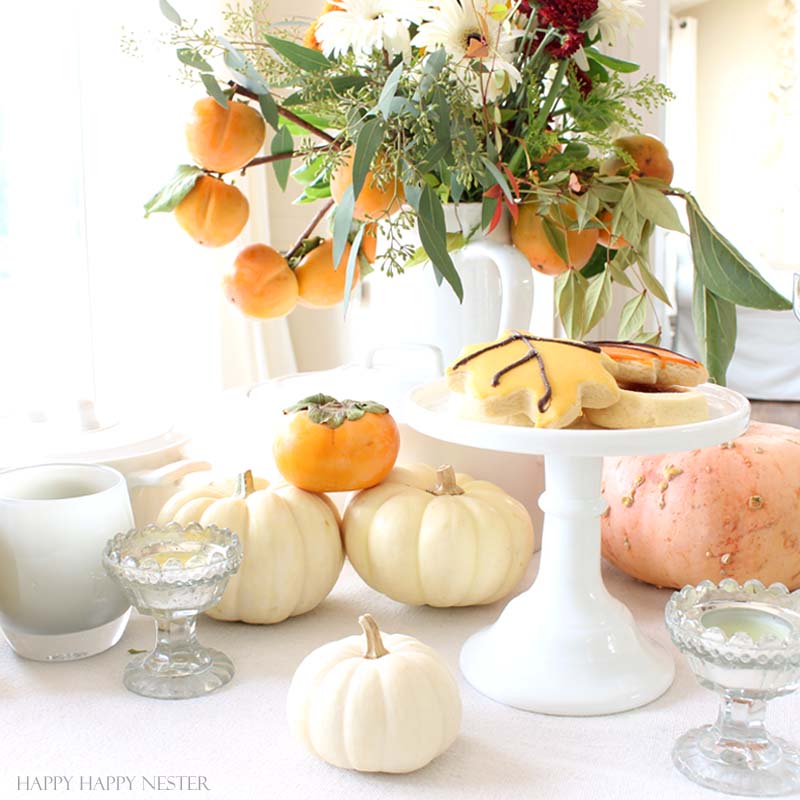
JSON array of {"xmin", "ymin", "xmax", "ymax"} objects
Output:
[
  {"xmin": 665, "ymin": 579, "xmax": 800, "ymax": 796},
  {"xmin": 103, "ymin": 522, "xmax": 242, "ymax": 700}
]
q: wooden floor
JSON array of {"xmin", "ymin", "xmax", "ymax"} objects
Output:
[{"xmin": 750, "ymin": 401, "xmax": 800, "ymax": 428}]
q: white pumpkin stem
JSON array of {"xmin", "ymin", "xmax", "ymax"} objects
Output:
[
  {"xmin": 236, "ymin": 470, "xmax": 255, "ymax": 498},
  {"xmin": 428, "ymin": 465, "xmax": 465, "ymax": 496},
  {"xmin": 359, "ymin": 614, "xmax": 389, "ymax": 659}
]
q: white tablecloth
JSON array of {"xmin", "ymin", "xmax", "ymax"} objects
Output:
[{"xmin": 3, "ymin": 557, "xmax": 798, "ymax": 800}]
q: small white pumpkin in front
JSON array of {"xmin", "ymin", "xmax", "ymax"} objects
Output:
[
  {"xmin": 344, "ymin": 464, "xmax": 535, "ymax": 606},
  {"xmin": 287, "ymin": 614, "xmax": 461, "ymax": 773}
]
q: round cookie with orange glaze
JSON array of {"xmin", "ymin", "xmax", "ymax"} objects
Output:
[{"xmin": 588, "ymin": 341, "xmax": 708, "ymax": 388}]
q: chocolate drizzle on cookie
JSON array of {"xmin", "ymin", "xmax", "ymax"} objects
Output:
[
  {"xmin": 586, "ymin": 340, "xmax": 699, "ymax": 364},
  {"xmin": 451, "ymin": 332, "xmax": 602, "ymax": 413}
]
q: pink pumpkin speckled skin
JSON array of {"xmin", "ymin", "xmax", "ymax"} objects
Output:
[{"xmin": 601, "ymin": 422, "xmax": 800, "ymax": 590}]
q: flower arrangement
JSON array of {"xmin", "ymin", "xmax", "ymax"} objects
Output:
[{"xmin": 146, "ymin": 0, "xmax": 791, "ymax": 383}]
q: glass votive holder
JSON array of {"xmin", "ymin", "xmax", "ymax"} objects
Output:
[
  {"xmin": 665, "ymin": 579, "xmax": 800, "ymax": 796},
  {"xmin": 103, "ymin": 522, "xmax": 242, "ymax": 700}
]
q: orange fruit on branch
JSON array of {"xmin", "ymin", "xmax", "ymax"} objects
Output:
[
  {"xmin": 360, "ymin": 223, "xmax": 379, "ymax": 263},
  {"xmin": 174, "ymin": 175, "xmax": 249, "ymax": 247},
  {"xmin": 601, "ymin": 134, "xmax": 674, "ymax": 185},
  {"xmin": 186, "ymin": 97, "xmax": 266, "ymax": 174},
  {"xmin": 596, "ymin": 209, "xmax": 629, "ymax": 250},
  {"xmin": 511, "ymin": 201, "xmax": 599, "ymax": 275},
  {"xmin": 273, "ymin": 394, "xmax": 401, "ymax": 492},
  {"xmin": 330, "ymin": 147, "xmax": 404, "ymax": 222},
  {"xmin": 223, "ymin": 243, "xmax": 298, "ymax": 319},
  {"xmin": 294, "ymin": 238, "xmax": 358, "ymax": 308}
]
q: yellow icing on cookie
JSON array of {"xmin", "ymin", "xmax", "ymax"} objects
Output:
[{"xmin": 448, "ymin": 333, "xmax": 620, "ymax": 428}]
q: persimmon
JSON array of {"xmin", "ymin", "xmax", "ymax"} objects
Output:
[
  {"xmin": 360, "ymin": 223, "xmax": 378, "ymax": 263},
  {"xmin": 186, "ymin": 97, "xmax": 266, "ymax": 174},
  {"xmin": 174, "ymin": 176, "xmax": 249, "ymax": 247},
  {"xmin": 273, "ymin": 394, "xmax": 400, "ymax": 493},
  {"xmin": 511, "ymin": 202, "xmax": 599, "ymax": 275},
  {"xmin": 223, "ymin": 243, "xmax": 298, "ymax": 318},
  {"xmin": 596, "ymin": 209, "xmax": 629, "ymax": 250},
  {"xmin": 330, "ymin": 147, "xmax": 404, "ymax": 222},
  {"xmin": 294, "ymin": 238, "xmax": 358, "ymax": 308},
  {"xmin": 601, "ymin": 134, "xmax": 674, "ymax": 184}
]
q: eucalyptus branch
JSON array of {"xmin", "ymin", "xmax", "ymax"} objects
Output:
[
  {"xmin": 534, "ymin": 58, "xmax": 569, "ymax": 131},
  {"xmin": 286, "ymin": 199, "xmax": 334, "ymax": 260},
  {"xmin": 228, "ymin": 82, "xmax": 339, "ymax": 146}
]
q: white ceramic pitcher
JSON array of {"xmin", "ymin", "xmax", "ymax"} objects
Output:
[{"xmin": 347, "ymin": 203, "xmax": 534, "ymax": 365}]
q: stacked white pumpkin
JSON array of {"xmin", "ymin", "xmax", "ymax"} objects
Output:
[{"xmin": 157, "ymin": 462, "xmax": 535, "ymax": 773}]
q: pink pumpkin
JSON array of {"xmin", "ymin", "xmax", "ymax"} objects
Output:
[{"xmin": 601, "ymin": 421, "xmax": 800, "ymax": 589}]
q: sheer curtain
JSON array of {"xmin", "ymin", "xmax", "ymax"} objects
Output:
[{"xmin": 0, "ymin": 0, "xmax": 295, "ymax": 431}]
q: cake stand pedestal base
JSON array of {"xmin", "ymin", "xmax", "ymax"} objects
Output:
[{"xmin": 460, "ymin": 454, "xmax": 675, "ymax": 716}]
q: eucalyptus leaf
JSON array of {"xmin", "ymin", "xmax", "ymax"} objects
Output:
[
  {"xmin": 332, "ymin": 186, "xmax": 355, "ymax": 268},
  {"xmin": 417, "ymin": 184, "xmax": 463, "ymax": 301},
  {"xmin": 258, "ymin": 92, "xmax": 280, "ymax": 131},
  {"xmin": 177, "ymin": 48, "xmax": 211, "ymax": 72},
  {"xmin": 692, "ymin": 278, "xmax": 737, "ymax": 385},
  {"xmin": 159, "ymin": 0, "xmax": 181, "ymax": 25},
  {"xmin": 376, "ymin": 62, "xmax": 403, "ymax": 119},
  {"xmin": 618, "ymin": 292, "xmax": 648, "ymax": 339},
  {"xmin": 586, "ymin": 47, "xmax": 639, "ymax": 73},
  {"xmin": 420, "ymin": 87, "xmax": 451, "ymax": 169},
  {"xmin": 343, "ymin": 224, "xmax": 364, "ymax": 315},
  {"xmin": 200, "ymin": 73, "xmax": 228, "ymax": 108},
  {"xmin": 584, "ymin": 271, "xmax": 613, "ymax": 333},
  {"xmin": 264, "ymin": 35, "xmax": 332, "ymax": 72},
  {"xmin": 403, "ymin": 233, "xmax": 466, "ymax": 269},
  {"xmin": 403, "ymin": 183, "xmax": 422, "ymax": 211},
  {"xmin": 143, "ymin": 165, "xmax": 203, "ymax": 217},
  {"xmin": 686, "ymin": 195, "xmax": 791, "ymax": 310},
  {"xmin": 351, "ymin": 118, "xmax": 385, "ymax": 201},
  {"xmin": 270, "ymin": 126, "xmax": 294, "ymax": 191}
]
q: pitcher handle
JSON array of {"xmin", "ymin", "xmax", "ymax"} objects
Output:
[
  {"xmin": 126, "ymin": 458, "xmax": 212, "ymax": 491},
  {"xmin": 459, "ymin": 240, "xmax": 534, "ymax": 335}
]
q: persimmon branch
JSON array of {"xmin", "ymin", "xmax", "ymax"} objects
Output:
[
  {"xmin": 240, "ymin": 144, "xmax": 331, "ymax": 174},
  {"xmin": 228, "ymin": 82, "xmax": 339, "ymax": 146},
  {"xmin": 286, "ymin": 199, "xmax": 334, "ymax": 260}
]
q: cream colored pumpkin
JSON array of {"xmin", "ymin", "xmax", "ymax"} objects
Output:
[
  {"xmin": 157, "ymin": 471, "xmax": 343, "ymax": 623},
  {"xmin": 287, "ymin": 614, "xmax": 461, "ymax": 773},
  {"xmin": 343, "ymin": 464, "xmax": 535, "ymax": 607}
]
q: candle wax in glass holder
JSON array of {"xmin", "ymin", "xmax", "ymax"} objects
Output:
[{"xmin": 701, "ymin": 606, "xmax": 794, "ymax": 641}]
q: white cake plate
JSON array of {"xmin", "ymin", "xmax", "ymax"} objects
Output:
[{"xmin": 406, "ymin": 381, "xmax": 750, "ymax": 716}]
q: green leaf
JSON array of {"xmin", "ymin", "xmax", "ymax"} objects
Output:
[
  {"xmin": 159, "ymin": 0, "xmax": 181, "ymax": 25},
  {"xmin": 632, "ymin": 183, "xmax": 685, "ymax": 233},
  {"xmin": 692, "ymin": 278, "xmax": 737, "ymax": 385},
  {"xmin": 264, "ymin": 34, "xmax": 332, "ymax": 72},
  {"xmin": 176, "ymin": 48, "xmax": 211, "ymax": 72},
  {"xmin": 332, "ymin": 186, "xmax": 355, "ymax": 269},
  {"xmin": 351, "ymin": 118, "xmax": 385, "ymax": 201},
  {"xmin": 618, "ymin": 292, "xmax": 648, "ymax": 339},
  {"xmin": 420, "ymin": 87, "xmax": 451, "ymax": 169},
  {"xmin": 555, "ymin": 270, "xmax": 587, "ymax": 339},
  {"xmin": 403, "ymin": 233, "xmax": 466, "ymax": 269},
  {"xmin": 270, "ymin": 126, "xmax": 294, "ymax": 191},
  {"xmin": 258, "ymin": 92, "xmax": 280, "ymax": 131},
  {"xmin": 376, "ymin": 62, "xmax": 403, "ymax": 119},
  {"xmin": 586, "ymin": 47, "xmax": 639, "ymax": 73},
  {"xmin": 637, "ymin": 262, "xmax": 671, "ymax": 306},
  {"xmin": 143, "ymin": 165, "xmax": 204, "ymax": 217},
  {"xmin": 631, "ymin": 329, "xmax": 661, "ymax": 345},
  {"xmin": 607, "ymin": 260, "xmax": 634, "ymax": 288},
  {"xmin": 292, "ymin": 156, "xmax": 325, "ymax": 186},
  {"xmin": 343, "ymin": 224, "xmax": 365, "ymax": 315},
  {"xmin": 481, "ymin": 158, "xmax": 514, "ymax": 207},
  {"xmin": 575, "ymin": 191, "xmax": 600, "ymax": 230},
  {"xmin": 584, "ymin": 271, "xmax": 613, "ymax": 333},
  {"xmin": 200, "ymin": 73, "xmax": 228, "ymax": 108},
  {"xmin": 541, "ymin": 217, "xmax": 569, "ymax": 266},
  {"xmin": 686, "ymin": 195, "xmax": 791, "ymax": 311},
  {"xmin": 417, "ymin": 184, "xmax": 463, "ymax": 301}
]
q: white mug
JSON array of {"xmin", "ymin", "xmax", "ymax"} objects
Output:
[{"xmin": 0, "ymin": 463, "xmax": 133, "ymax": 661}]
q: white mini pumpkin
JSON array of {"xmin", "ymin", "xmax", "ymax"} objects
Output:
[
  {"xmin": 287, "ymin": 614, "xmax": 461, "ymax": 773},
  {"xmin": 343, "ymin": 464, "xmax": 535, "ymax": 606},
  {"xmin": 157, "ymin": 470, "xmax": 343, "ymax": 624}
]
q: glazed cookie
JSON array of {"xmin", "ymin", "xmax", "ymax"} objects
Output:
[
  {"xmin": 584, "ymin": 384, "xmax": 709, "ymax": 429},
  {"xmin": 446, "ymin": 331, "xmax": 620, "ymax": 429},
  {"xmin": 588, "ymin": 341, "xmax": 708, "ymax": 388}
]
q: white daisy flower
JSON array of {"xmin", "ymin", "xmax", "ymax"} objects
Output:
[
  {"xmin": 584, "ymin": 0, "xmax": 644, "ymax": 48},
  {"xmin": 315, "ymin": 0, "xmax": 431, "ymax": 61},
  {"xmin": 413, "ymin": 0, "xmax": 523, "ymax": 104}
]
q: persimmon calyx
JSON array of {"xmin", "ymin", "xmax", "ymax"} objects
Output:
[{"xmin": 282, "ymin": 394, "xmax": 389, "ymax": 428}]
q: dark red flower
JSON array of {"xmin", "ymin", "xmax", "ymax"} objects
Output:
[
  {"xmin": 518, "ymin": 0, "xmax": 533, "ymax": 14},
  {"xmin": 537, "ymin": 0, "xmax": 598, "ymax": 31},
  {"xmin": 546, "ymin": 30, "xmax": 586, "ymax": 58},
  {"xmin": 573, "ymin": 67, "xmax": 593, "ymax": 97}
]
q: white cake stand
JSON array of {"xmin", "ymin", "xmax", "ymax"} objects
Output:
[{"xmin": 406, "ymin": 381, "xmax": 750, "ymax": 716}]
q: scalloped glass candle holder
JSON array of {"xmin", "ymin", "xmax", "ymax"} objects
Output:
[
  {"xmin": 665, "ymin": 579, "xmax": 800, "ymax": 796},
  {"xmin": 103, "ymin": 523, "xmax": 242, "ymax": 700}
]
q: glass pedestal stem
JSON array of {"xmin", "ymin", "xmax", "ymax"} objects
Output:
[{"xmin": 708, "ymin": 696, "xmax": 778, "ymax": 768}]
